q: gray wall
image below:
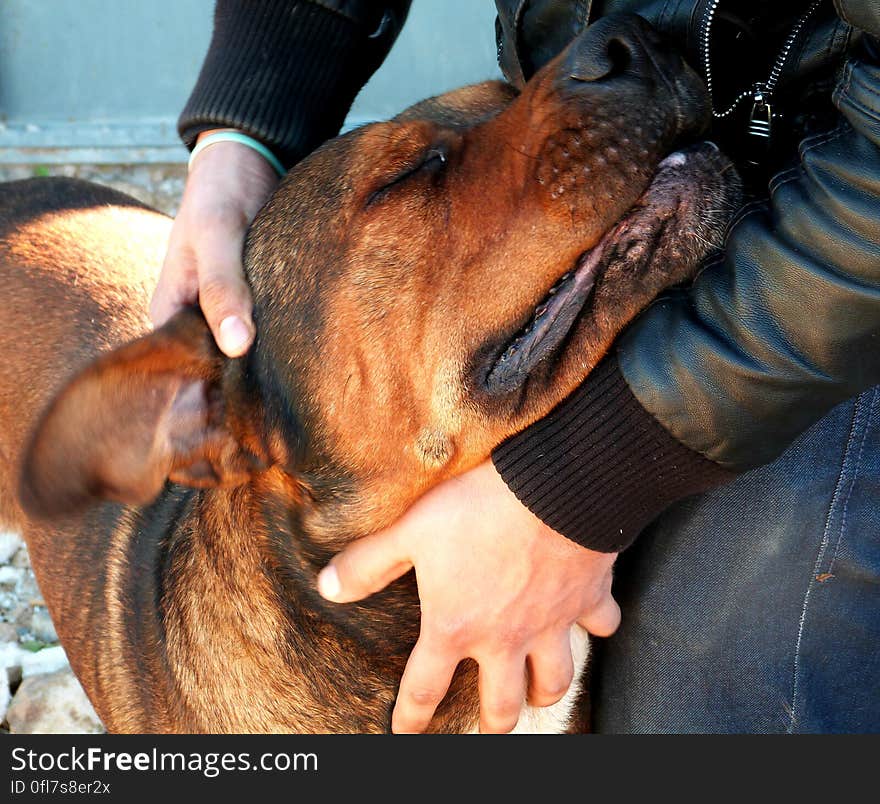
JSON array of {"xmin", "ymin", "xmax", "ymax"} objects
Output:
[{"xmin": 0, "ymin": 0, "xmax": 501, "ymax": 163}]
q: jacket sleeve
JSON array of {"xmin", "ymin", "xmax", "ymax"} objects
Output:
[
  {"xmin": 494, "ymin": 9, "xmax": 880, "ymax": 552},
  {"xmin": 178, "ymin": 0, "xmax": 411, "ymax": 167}
]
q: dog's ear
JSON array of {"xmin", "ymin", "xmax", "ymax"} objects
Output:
[{"xmin": 20, "ymin": 307, "xmax": 267, "ymax": 519}]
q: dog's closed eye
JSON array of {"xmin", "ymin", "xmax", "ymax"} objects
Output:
[{"xmin": 366, "ymin": 147, "xmax": 448, "ymax": 207}]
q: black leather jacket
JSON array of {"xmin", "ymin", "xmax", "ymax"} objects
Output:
[
  {"xmin": 180, "ymin": 0, "xmax": 880, "ymax": 550},
  {"xmin": 495, "ymin": 0, "xmax": 880, "ymax": 465}
]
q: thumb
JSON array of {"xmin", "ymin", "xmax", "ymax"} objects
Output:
[
  {"xmin": 317, "ymin": 528, "xmax": 414, "ymax": 604},
  {"xmin": 193, "ymin": 219, "xmax": 255, "ymax": 358},
  {"xmin": 198, "ymin": 263, "xmax": 255, "ymax": 358}
]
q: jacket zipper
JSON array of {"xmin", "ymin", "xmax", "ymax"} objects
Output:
[{"xmin": 700, "ymin": 0, "xmax": 824, "ymax": 142}]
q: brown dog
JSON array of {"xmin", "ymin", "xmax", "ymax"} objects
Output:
[{"xmin": 0, "ymin": 16, "xmax": 739, "ymax": 732}]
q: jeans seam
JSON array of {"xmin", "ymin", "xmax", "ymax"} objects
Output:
[
  {"xmin": 788, "ymin": 394, "xmax": 864, "ymax": 733},
  {"xmin": 828, "ymin": 387, "xmax": 877, "ymax": 574}
]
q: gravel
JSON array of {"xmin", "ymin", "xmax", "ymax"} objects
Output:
[{"xmin": 0, "ymin": 538, "xmax": 85, "ymax": 732}]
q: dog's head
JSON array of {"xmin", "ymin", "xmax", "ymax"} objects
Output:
[{"xmin": 21, "ymin": 16, "xmax": 740, "ymax": 547}]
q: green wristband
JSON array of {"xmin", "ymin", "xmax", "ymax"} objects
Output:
[{"xmin": 188, "ymin": 131, "xmax": 286, "ymax": 177}]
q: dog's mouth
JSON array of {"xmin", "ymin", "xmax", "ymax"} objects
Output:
[{"xmin": 484, "ymin": 142, "xmax": 741, "ymax": 395}]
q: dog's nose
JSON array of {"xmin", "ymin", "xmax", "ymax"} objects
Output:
[
  {"xmin": 561, "ymin": 13, "xmax": 709, "ymax": 138},
  {"xmin": 565, "ymin": 14, "xmax": 676, "ymax": 84}
]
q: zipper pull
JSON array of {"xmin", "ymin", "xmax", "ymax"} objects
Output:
[
  {"xmin": 742, "ymin": 85, "xmax": 774, "ymax": 186},
  {"xmin": 747, "ymin": 85, "xmax": 773, "ymax": 142}
]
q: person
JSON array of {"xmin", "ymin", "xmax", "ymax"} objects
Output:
[{"xmin": 151, "ymin": 0, "xmax": 880, "ymax": 733}]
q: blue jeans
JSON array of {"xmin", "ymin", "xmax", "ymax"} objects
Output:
[{"xmin": 592, "ymin": 387, "xmax": 880, "ymax": 733}]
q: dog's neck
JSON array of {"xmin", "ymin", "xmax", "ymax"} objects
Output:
[{"xmin": 124, "ymin": 477, "xmax": 480, "ymax": 733}]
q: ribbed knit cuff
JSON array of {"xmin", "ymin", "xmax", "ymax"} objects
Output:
[
  {"xmin": 491, "ymin": 355, "xmax": 736, "ymax": 553},
  {"xmin": 179, "ymin": 1, "xmax": 401, "ymax": 167}
]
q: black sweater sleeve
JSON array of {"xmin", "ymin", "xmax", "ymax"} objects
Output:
[
  {"xmin": 178, "ymin": 0, "xmax": 411, "ymax": 168},
  {"xmin": 492, "ymin": 354, "xmax": 735, "ymax": 553}
]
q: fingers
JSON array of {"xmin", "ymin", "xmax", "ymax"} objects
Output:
[
  {"xmin": 577, "ymin": 593, "xmax": 621, "ymax": 638},
  {"xmin": 150, "ymin": 137, "xmax": 280, "ymax": 358},
  {"xmin": 478, "ymin": 653, "xmax": 527, "ymax": 733},
  {"xmin": 526, "ymin": 630, "xmax": 575, "ymax": 708},
  {"xmin": 151, "ymin": 210, "xmax": 254, "ymax": 357},
  {"xmin": 199, "ymin": 268, "xmax": 254, "ymax": 359},
  {"xmin": 391, "ymin": 637, "xmax": 458, "ymax": 734},
  {"xmin": 393, "ymin": 630, "xmax": 579, "ymax": 733},
  {"xmin": 150, "ymin": 232, "xmax": 199, "ymax": 328},
  {"xmin": 317, "ymin": 528, "xmax": 413, "ymax": 604},
  {"xmin": 191, "ymin": 210, "xmax": 254, "ymax": 357},
  {"xmin": 393, "ymin": 635, "xmax": 575, "ymax": 734}
]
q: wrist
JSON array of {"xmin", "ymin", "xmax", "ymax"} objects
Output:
[
  {"xmin": 189, "ymin": 130, "xmax": 286, "ymax": 178},
  {"xmin": 195, "ymin": 127, "xmax": 239, "ymax": 143}
]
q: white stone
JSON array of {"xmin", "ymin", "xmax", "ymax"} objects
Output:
[
  {"xmin": 21, "ymin": 645, "xmax": 69, "ymax": 678},
  {"xmin": 6, "ymin": 669, "xmax": 104, "ymax": 734},
  {"xmin": 0, "ymin": 641, "xmax": 27, "ymax": 672},
  {"xmin": 0, "ymin": 565, "xmax": 21, "ymax": 584},
  {"xmin": 30, "ymin": 607, "xmax": 59, "ymax": 644},
  {"xmin": 0, "ymin": 670, "xmax": 10, "ymax": 722},
  {"xmin": 1, "ymin": 642, "xmax": 70, "ymax": 692},
  {"xmin": 0, "ymin": 531, "xmax": 23, "ymax": 564}
]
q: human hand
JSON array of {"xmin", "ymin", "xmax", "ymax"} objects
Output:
[
  {"xmin": 150, "ymin": 129, "xmax": 280, "ymax": 357},
  {"xmin": 316, "ymin": 459, "xmax": 620, "ymax": 733}
]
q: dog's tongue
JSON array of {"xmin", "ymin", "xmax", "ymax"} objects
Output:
[
  {"xmin": 484, "ymin": 142, "xmax": 736, "ymax": 396},
  {"xmin": 485, "ymin": 251, "xmax": 601, "ymax": 395}
]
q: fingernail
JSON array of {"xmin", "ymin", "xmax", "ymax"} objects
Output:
[
  {"xmin": 218, "ymin": 316, "xmax": 252, "ymax": 356},
  {"xmin": 317, "ymin": 566, "xmax": 341, "ymax": 601}
]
